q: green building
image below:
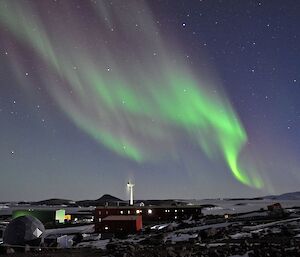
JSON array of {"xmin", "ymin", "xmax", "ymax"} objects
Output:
[{"xmin": 12, "ymin": 209, "xmax": 65, "ymax": 227}]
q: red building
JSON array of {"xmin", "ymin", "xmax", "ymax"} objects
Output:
[
  {"xmin": 99, "ymin": 215, "xmax": 142, "ymax": 235},
  {"xmin": 267, "ymin": 202, "xmax": 284, "ymax": 217}
]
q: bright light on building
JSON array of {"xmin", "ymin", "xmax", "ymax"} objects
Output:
[
  {"xmin": 148, "ymin": 209, "xmax": 153, "ymax": 214},
  {"xmin": 104, "ymin": 226, "xmax": 109, "ymax": 230},
  {"xmin": 120, "ymin": 210, "xmax": 124, "ymax": 214}
]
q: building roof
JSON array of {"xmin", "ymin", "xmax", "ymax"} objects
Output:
[{"xmin": 102, "ymin": 215, "xmax": 141, "ymax": 221}]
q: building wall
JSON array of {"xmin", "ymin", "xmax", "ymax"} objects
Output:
[
  {"xmin": 99, "ymin": 216, "xmax": 142, "ymax": 234},
  {"xmin": 55, "ymin": 209, "xmax": 66, "ymax": 223}
]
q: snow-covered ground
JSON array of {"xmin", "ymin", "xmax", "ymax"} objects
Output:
[
  {"xmin": 164, "ymin": 232, "xmax": 198, "ymax": 243},
  {"xmin": 190, "ymin": 199, "xmax": 300, "ymax": 215},
  {"xmin": 76, "ymin": 239, "xmax": 110, "ymax": 249},
  {"xmin": 45, "ymin": 224, "xmax": 95, "ymax": 236},
  {"xmin": 176, "ymin": 221, "xmax": 236, "ymax": 233},
  {"xmin": 243, "ymin": 217, "xmax": 300, "ymax": 231}
]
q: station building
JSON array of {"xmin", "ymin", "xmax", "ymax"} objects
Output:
[{"xmin": 95, "ymin": 205, "xmax": 202, "ymax": 232}]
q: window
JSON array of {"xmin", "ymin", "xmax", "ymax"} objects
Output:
[
  {"xmin": 148, "ymin": 209, "xmax": 152, "ymax": 214},
  {"xmin": 120, "ymin": 210, "xmax": 124, "ymax": 214}
]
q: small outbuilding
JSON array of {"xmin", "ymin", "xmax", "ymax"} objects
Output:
[{"xmin": 267, "ymin": 202, "xmax": 284, "ymax": 217}]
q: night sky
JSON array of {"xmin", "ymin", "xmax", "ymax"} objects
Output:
[{"xmin": 1, "ymin": 0, "xmax": 300, "ymax": 201}]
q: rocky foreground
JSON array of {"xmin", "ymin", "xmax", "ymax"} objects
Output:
[
  {"xmin": 2, "ymin": 220, "xmax": 300, "ymax": 256},
  {"xmin": 1, "ymin": 237, "xmax": 300, "ymax": 257},
  {"xmin": 2, "ymin": 206, "xmax": 300, "ymax": 257}
]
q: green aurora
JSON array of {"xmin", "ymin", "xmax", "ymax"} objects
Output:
[{"xmin": 0, "ymin": 1, "xmax": 263, "ymax": 188}]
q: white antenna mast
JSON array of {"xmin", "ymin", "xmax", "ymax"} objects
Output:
[{"xmin": 127, "ymin": 181, "xmax": 135, "ymax": 206}]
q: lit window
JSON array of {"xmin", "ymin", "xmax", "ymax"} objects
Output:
[
  {"xmin": 148, "ymin": 209, "xmax": 152, "ymax": 214},
  {"xmin": 175, "ymin": 216, "xmax": 178, "ymax": 219},
  {"xmin": 99, "ymin": 211, "xmax": 101, "ymax": 214},
  {"xmin": 175, "ymin": 209, "xmax": 177, "ymax": 213},
  {"xmin": 98, "ymin": 218, "xmax": 101, "ymax": 222},
  {"xmin": 104, "ymin": 226, "xmax": 109, "ymax": 230},
  {"xmin": 165, "ymin": 210, "xmax": 168, "ymax": 213},
  {"xmin": 136, "ymin": 210, "xmax": 140, "ymax": 214},
  {"xmin": 120, "ymin": 210, "xmax": 124, "ymax": 214},
  {"xmin": 128, "ymin": 210, "xmax": 130, "ymax": 214}
]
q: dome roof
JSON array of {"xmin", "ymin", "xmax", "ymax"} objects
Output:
[{"xmin": 3, "ymin": 215, "xmax": 45, "ymax": 246}]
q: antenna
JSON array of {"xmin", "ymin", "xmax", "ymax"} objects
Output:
[{"xmin": 127, "ymin": 181, "xmax": 135, "ymax": 206}]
